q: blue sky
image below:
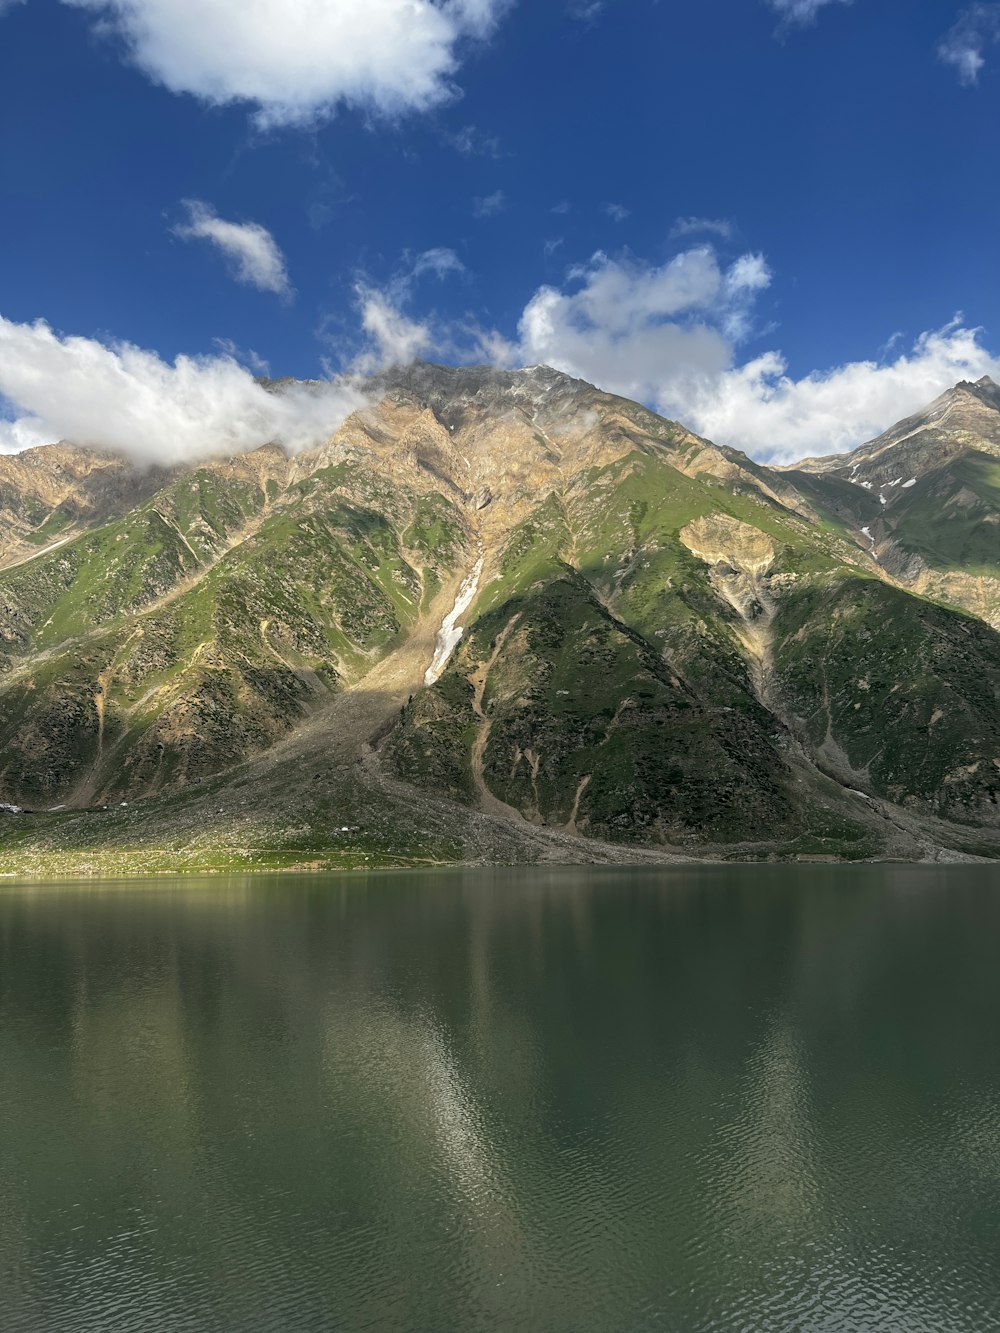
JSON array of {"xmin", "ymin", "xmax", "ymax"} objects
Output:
[{"xmin": 1, "ymin": 0, "xmax": 1000, "ymax": 463}]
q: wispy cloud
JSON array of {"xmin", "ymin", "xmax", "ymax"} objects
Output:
[
  {"xmin": 939, "ymin": 4, "xmax": 1000, "ymax": 85},
  {"xmin": 174, "ymin": 200, "xmax": 293, "ymax": 299},
  {"xmin": 602, "ymin": 202, "xmax": 630, "ymax": 222},
  {"xmin": 445, "ymin": 124, "xmax": 504, "ymax": 158},
  {"xmin": 212, "ymin": 338, "xmax": 271, "ymax": 376},
  {"xmin": 59, "ymin": 0, "xmax": 512, "ymax": 128},
  {"xmin": 768, "ymin": 0, "xmax": 850, "ymax": 32},
  {"xmin": 0, "ymin": 0, "xmax": 27, "ymax": 16},
  {"xmin": 410, "ymin": 247, "xmax": 466, "ymax": 281},
  {"xmin": 473, "ymin": 189, "xmax": 507, "ymax": 218},
  {"xmin": 671, "ymin": 216, "xmax": 735, "ymax": 241},
  {"xmin": 568, "ymin": 0, "xmax": 607, "ymax": 22},
  {"xmin": 317, "ymin": 246, "xmax": 465, "ymax": 377}
]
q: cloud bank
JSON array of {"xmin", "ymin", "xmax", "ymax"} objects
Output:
[
  {"xmin": 0, "ymin": 255, "xmax": 460, "ymax": 463},
  {"xmin": 938, "ymin": 4, "xmax": 1000, "ymax": 85},
  {"xmin": 0, "ymin": 317, "xmax": 367, "ymax": 464},
  {"xmin": 4, "ymin": 246, "xmax": 999, "ymax": 468},
  {"xmin": 174, "ymin": 200, "xmax": 293, "ymax": 298},
  {"xmin": 482, "ymin": 246, "xmax": 1000, "ymax": 463},
  {"xmin": 61, "ymin": 0, "xmax": 510, "ymax": 127}
]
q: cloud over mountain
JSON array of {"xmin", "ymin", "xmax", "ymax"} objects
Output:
[
  {"xmin": 0, "ymin": 317, "xmax": 366, "ymax": 464},
  {"xmin": 483, "ymin": 246, "xmax": 1000, "ymax": 462}
]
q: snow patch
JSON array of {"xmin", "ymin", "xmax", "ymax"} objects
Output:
[
  {"xmin": 0, "ymin": 803, "xmax": 23, "ymax": 815},
  {"xmin": 425, "ymin": 557, "xmax": 485, "ymax": 686},
  {"xmin": 902, "ymin": 478, "xmax": 916, "ymax": 488}
]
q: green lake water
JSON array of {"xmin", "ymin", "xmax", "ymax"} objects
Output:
[{"xmin": 1, "ymin": 865, "xmax": 1000, "ymax": 1331}]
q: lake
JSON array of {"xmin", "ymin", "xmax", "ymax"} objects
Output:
[{"xmin": 1, "ymin": 865, "xmax": 999, "ymax": 1331}]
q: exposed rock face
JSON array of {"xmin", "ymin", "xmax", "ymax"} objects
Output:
[
  {"xmin": 781, "ymin": 375, "xmax": 1000, "ymax": 629},
  {"xmin": 0, "ymin": 363, "xmax": 999, "ymax": 862}
]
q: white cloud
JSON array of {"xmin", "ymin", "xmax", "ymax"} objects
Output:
[
  {"xmin": 568, "ymin": 0, "xmax": 606, "ymax": 21},
  {"xmin": 0, "ymin": 413, "xmax": 50, "ymax": 455},
  {"xmin": 174, "ymin": 200, "xmax": 293, "ymax": 299},
  {"xmin": 769, "ymin": 0, "xmax": 850, "ymax": 30},
  {"xmin": 317, "ymin": 246, "xmax": 465, "ymax": 374},
  {"xmin": 603, "ymin": 202, "xmax": 630, "ymax": 222},
  {"xmin": 351, "ymin": 287, "xmax": 434, "ymax": 375},
  {"xmin": 683, "ymin": 322, "xmax": 1000, "ymax": 463},
  {"xmin": 445, "ymin": 124, "xmax": 503, "ymax": 157},
  {"xmin": 473, "ymin": 189, "xmax": 506, "ymax": 218},
  {"xmin": 60, "ymin": 0, "xmax": 510, "ymax": 128},
  {"xmin": 0, "ymin": 0, "xmax": 27, "ymax": 15},
  {"xmin": 0, "ymin": 316, "xmax": 367, "ymax": 464},
  {"xmin": 939, "ymin": 5, "xmax": 1000, "ymax": 85},
  {"xmin": 510, "ymin": 247, "xmax": 769, "ymax": 410},
  {"xmin": 671, "ymin": 216, "xmax": 735, "ymax": 241},
  {"xmin": 486, "ymin": 245, "xmax": 1000, "ymax": 463},
  {"xmin": 212, "ymin": 338, "xmax": 270, "ymax": 375},
  {"xmin": 410, "ymin": 247, "xmax": 465, "ymax": 281}
]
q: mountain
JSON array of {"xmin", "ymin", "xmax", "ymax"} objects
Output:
[
  {"xmin": 1, "ymin": 364, "xmax": 998, "ymax": 874},
  {"xmin": 784, "ymin": 376, "xmax": 1000, "ymax": 628}
]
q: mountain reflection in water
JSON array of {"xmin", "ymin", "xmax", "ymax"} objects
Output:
[{"xmin": 1, "ymin": 865, "xmax": 999, "ymax": 1332}]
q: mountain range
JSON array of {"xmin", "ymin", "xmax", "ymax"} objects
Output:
[{"xmin": 1, "ymin": 364, "xmax": 998, "ymax": 874}]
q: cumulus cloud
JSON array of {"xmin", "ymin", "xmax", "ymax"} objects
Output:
[
  {"xmin": 939, "ymin": 4, "xmax": 1000, "ymax": 85},
  {"xmin": 0, "ymin": 412, "xmax": 50, "ymax": 455},
  {"xmin": 481, "ymin": 245, "xmax": 1000, "ymax": 462},
  {"xmin": 0, "ymin": 236, "xmax": 470, "ymax": 462},
  {"xmin": 769, "ymin": 0, "xmax": 850, "ymax": 30},
  {"xmin": 0, "ymin": 317, "xmax": 368, "ymax": 465},
  {"xmin": 507, "ymin": 247, "xmax": 769, "ymax": 410},
  {"xmin": 60, "ymin": 0, "xmax": 510, "ymax": 128},
  {"xmin": 681, "ymin": 322, "xmax": 1000, "ymax": 463},
  {"xmin": 174, "ymin": 200, "xmax": 293, "ymax": 299}
]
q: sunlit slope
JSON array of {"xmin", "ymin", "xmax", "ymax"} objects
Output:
[
  {"xmin": 785, "ymin": 376, "xmax": 1000, "ymax": 628},
  {"xmin": 0, "ymin": 362, "xmax": 998, "ymax": 864},
  {"xmin": 0, "ymin": 444, "xmax": 469, "ymax": 805}
]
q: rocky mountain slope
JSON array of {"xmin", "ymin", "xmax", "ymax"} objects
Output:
[
  {"xmin": 783, "ymin": 376, "xmax": 1000, "ymax": 628},
  {"xmin": 1, "ymin": 364, "xmax": 998, "ymax": 873}
]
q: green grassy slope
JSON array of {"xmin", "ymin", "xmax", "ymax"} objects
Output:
[
  {"xmin": 389, "ymin": 446, "xmax": 1000, "ymax": 852},
  {"xmin": 0, "ymin": 457, "xmax": 469, "ymax": 806}
]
